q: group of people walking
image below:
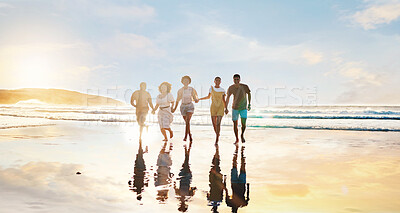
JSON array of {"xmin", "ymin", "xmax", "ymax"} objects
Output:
[{"xmin": 130, "ymin": 74, "xmax": 251, "ymax": 143}]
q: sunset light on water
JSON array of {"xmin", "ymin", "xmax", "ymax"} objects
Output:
[{"xmin": 1, "ymin": 1, "xmax": 400, "ymax": 212}]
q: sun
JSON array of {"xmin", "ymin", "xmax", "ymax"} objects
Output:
[{"xmin": 15, "ymin": 53, "xmax": 53, "ymax": 88}]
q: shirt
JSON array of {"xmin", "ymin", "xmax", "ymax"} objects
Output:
[
  {"xmin": 131, "ymin": 90, "xmax": 151, "ymax": 111},
  {"xmin": 227, "ymin": 83, "xmax": 251, "ymax": 110},
  {"xmin": 156, "ymin": 93, "xmax": 174, "ymax": 108},
  {"xmin": 209, "ymin": 86, "xmax": 226, "ymax": 94}
]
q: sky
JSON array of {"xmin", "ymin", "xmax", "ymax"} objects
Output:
[{"xmin": 0, "ymin": 0, "xmax": 399, "ymax": 105}]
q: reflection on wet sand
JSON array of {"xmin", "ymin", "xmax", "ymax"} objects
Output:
[
  {"xmin": 155, "ymin": 141, "xmax": 174, "ymax": 203},
  {"xmin": 225, "ymin": 144, "xmax": 250, "ymax": 213},
  {"xmin": 128, "ymin": 139, "xmax": 148, "ymax": 201},
  {"xmin": 207, "ymin": 144, "xmax": 225, "ymax": 212},
  {"xmin": 174, "ymin": 141, "xmax": 197, "ymax": 212}
]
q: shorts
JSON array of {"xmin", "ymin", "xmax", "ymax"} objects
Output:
[
  {"xmin": 232, "ymin": 109, "xmax": 247, "ymax": 121},
  {"xmin": 136, "ymin": 111, "xmax": 148, "ymax": 126},
  {"xmin": 231, "ymin": 168, "xmax": 246, "ymax": 183},
  {"xmin": 180, "ymin": 103, "xmax": 194, "ymax": 116}
]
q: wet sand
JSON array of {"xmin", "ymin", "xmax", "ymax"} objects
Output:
[{"xmin": 1, "ymin": 120, "xmax": 400, "ymax": 213}]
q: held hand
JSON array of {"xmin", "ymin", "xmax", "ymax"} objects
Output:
[
  {"xmin": 225, "ymin": 108, "xmax": 229, "ymax": 115},
  {"xmin": 171, "ymin": 109, "xmax": 175, "ymax": 113},
  {"xmin": 152, "ymin": 109, "xmax": 156, "ymax": 114},
  {"xmin": 195, "ymin": 99, "xmax": 199, "ymax": 103}
]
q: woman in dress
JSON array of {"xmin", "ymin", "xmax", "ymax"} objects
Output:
[
  {"xmin": 152, "ymin": 82, "xmax": 175, "ymax": 141},
  {"xmin": 198, "ymin": 77, "xmax": 227, "ymax": 143}
]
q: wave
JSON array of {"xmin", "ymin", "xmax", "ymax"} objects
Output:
[
  {"xmin": 258, "ymin": 109, "xmax": 400, "ymax": 116},
  {"xmin": 248, "ymin": 125, "xmax": 400, "ymax": 132},
  {"xmin": 269, "ymin": 115, "xmax": 400, "ymax": 120},
  {"xmin": 0, "ymin": 124, "xmax": 56, "ymax": 129},
  {"xmin": 0, "ymin": 113, "xmax": 136, "ymax": 122},
  {"xmin": 34, "ymin": 109, "xmax": 135, "ymax": 115}
]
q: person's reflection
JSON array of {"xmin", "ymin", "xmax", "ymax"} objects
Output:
[
  {"xmin": 174, "ymin": 141, "xmax": 196, "ymax": 212},
  {"xmin": 224, "ymin": 145, "xmax": 250, "ymax": 212},
  {"xmin": 207, "ymin": 144, "xmax": 225, "ymax": 213},
  {"xmin": 128, "ymin": 139, "xmax": 148, "ymax": 201},
  {"xmin": 155, "ymin": 141, "xmax": 173, "ymax": 203}
]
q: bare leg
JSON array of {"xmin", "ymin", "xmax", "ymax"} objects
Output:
[
  {"xmin": 233, "ymin": 120, "xmax": 239, "ymax": 143},
  {"xmin": 139, "ymin": 125, "xmax": 144, "ymax": 140},
  {"xmin": 185, "ymin": 112, "xmax": 193, "ymax": 142},
  {"xmin": 211, "ymin": 116, "xmax": 217, "ymax": 134},
  {"xmin": 183, "ymin": 115, "xmax": 187, "ymax": 141},
  {"xmin": 215, "ymin": 116, "xmax": 222, "ymax": 144},
  {"xmin": 211, "ymin": 116, "xmax": 217, "ymax": 143},
  {"xmin": 241, "ymin": 118, "xmax": 247, "ymax": 143},
  {"xmin": 161, "ymin": 128, "xmax": 168, "ymax": 141},
  {"xmin": 165, "ymin": 128, "xmax": 173, "ymax": 138}
]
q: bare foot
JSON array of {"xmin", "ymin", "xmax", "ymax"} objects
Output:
[
  {"xmin": 235, "ymin": 138, "xmax": 239, "ymax": 144},
  {"xmin": 183, "ymin": 137, "xmax": 187, "ymax": 141},
  {"xmin": 189, "ymin": 134, "xmax": 193, "ymax": 142},
  {"xmin": 241, "ymin": 134, "xmax": 245, "ymax": 143},
  {"xmin": 169, "ymin": 130, "xmax": 173, "ymax": 138},
  {"xmin": 163, "ymin": 138, "xmax": 168, "ymax": 142}
]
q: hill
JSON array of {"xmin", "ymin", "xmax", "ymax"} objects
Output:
[{"xmin": 0, "ymin": 88, "xmax": 126, "ymax": 106}]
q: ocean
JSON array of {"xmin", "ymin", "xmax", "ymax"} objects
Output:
[{"xmin": 1, "ymin": 103, "xmax": 399, "ymax": 132}]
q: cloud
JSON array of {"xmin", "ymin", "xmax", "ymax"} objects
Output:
[
  {"xmin": 302, "ymin": 50, "xmax": 323, "ymax": 65},
  {"xmin": 0, "ymin": 2, "xmax": 13, "ymax": 9},
  {"xmin": 330, "ymin": 56, "xmax": 383, "ymax": 87},
  {"xmin": 99, "ymin": 33, "xmax": 165, "ymax": 58},
  {"xmin": 328, "ymin": 55, "xmax": 400, "ymax": 104},
  {"xmin": 95, "ymin": 5, "xmax": 155, "ymax": 21},
  {"xmin": 351, "ymin": 1, "xmax": 400, "ymax": 30},
  {"xmin": 179, "ymin": 25, "xmax": 318, "ymax": 65}
]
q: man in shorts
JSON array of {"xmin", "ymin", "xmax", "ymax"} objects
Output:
[
  {"xmin": 225, "ymin": 74, "xmax": 251, "ymax": 143},
  {"xmin": 131, "ymin": 82, "xmax": 154, "ymax": 140}
]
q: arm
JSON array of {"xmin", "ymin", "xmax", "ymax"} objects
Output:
[
  {"xmin": 152, "ymin": 103, "xmax": 159, "ymax": 114},
  {"xmin": 199, "ymin": 92, "xmax": 211, "ymax": 101},
  {"xmin": 130, "ymin": 92, "xmax": 136, "ymax": 107},
  {"xmin": 222, "ymin": 94, "xmax": 227, "ymax": 108},
  {"xmin": 225, "ymin": 92, "xmax": 231, "ymax": 114},
  {"xmin": 192, "ymin": 88, "xmax": 199, "ymax": 103},
  {"xmin": 247, "ymin": 90, "xmax": 252, "ymax": 111},
  {"xmin": 173, "ymin": 89, "xmax": 182, "ymax": 113},
  {"xmin": 147, "ymin": 94, "xmax": 154, "ymax": 111}
]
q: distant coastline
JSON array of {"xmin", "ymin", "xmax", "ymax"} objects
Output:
[{"xmin": 0, "ymin": 88, "xmax": 126, "ymax": 106}]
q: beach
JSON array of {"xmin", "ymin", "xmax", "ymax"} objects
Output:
[{"xmin": 1, "ymin": 116, "xmax": 400, "ymax": 213}]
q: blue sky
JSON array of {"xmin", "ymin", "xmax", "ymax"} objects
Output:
[{"xmin": 0, "ymin": 0, "xmax": 399, "ymax": 105}]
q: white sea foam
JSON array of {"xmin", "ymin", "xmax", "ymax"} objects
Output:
[{"xmin": 1, "ymin": 104, "xmax": 399, "ymax": 132}]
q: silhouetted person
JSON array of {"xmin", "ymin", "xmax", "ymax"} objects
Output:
[
  {"xmin": 199, "ymin": 77, "xmax": 227, "ymax": 144},
  {"xmin": 207, "ymin": 144, "xmax": 226, "ymax": 212},
  {"xmin": 225, "ymin": 74, "xmax": 251, "ymax": 143},
  {"xmin": 155, "ymin": 141, "xmax": 173, "ymax": 203},
  {"xmin": 152, "ymin": 82, "xmax": 174, "ymax": 141},
  {"xmin": 174, "ymin": 141, "xmax": 196, "ymax": 212},
  {"xmin": 172, "ymin": 76, "xmax": 199, "ymax": 142},
  {"xmin": 225, "ymin": 145, "xmax": 250, "ymax": 212},
  {"xmin": 131, "ymin": 82, "xmax": 154, "ymax": 140},
  {"xmin": 128, "ymin": 139, "xmax": 148, "ymax": 201}
]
